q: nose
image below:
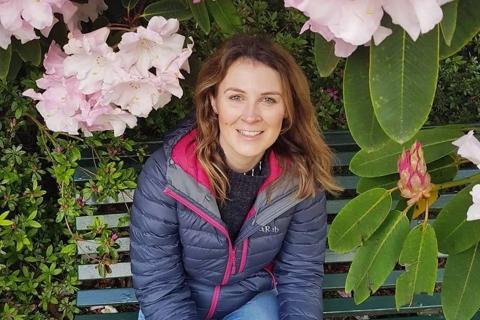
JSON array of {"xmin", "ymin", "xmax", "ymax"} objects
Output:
[{"xmin": 241, "ymin": 101, "xmax": 261, "ymax": 123}]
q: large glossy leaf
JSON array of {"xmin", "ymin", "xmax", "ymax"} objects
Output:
[
  {"xmin": 428, "ymin": 154, "xmax": 458, "ymax": 184},
  {"xmin": 344, "ymin": 46, "xmax": 390, "ymax": 151},
  {"xmin": 328, "ymin": 188, "xmax": 392, "ymax": 253},
  {"xmin": 356, "ymin": 154, "xmax": 458, "ymax": 193},
  {"xmin": 395, "ymin": 224, "xmax": 438, "ymax": 309},
  {"xmin": 13, "ymin": 39, "xmax": 41, "ymax": 66},
  {"xmin": 442, "ymin": 242, "xmax": 480, "ymax": 320},
  {"xmin": 345, "ymin": 210, "xmax": 409, "ymax": 304},
  {"xmin": 433, "ymin": 184, "xmax": 480, "ymax": 254},
  {"xmin": 189, "ymin": 1, "xmax": 210, "ymax": 34},
  {"xmin": 357, "ymin": 175, "xmax": 398, "ymax": 194},
  {"xmin": 0, "ymin": 45, "xmax": 12, "ymax": 81},
  {"xmin": 350, "ymin": 127, "xmax": 461, "ymax": 177},
  {"xmin": 440, "ymin": 0, "xmax": 480, "ymax": 59},
  {"xmin": 143, "ymin": 0, "xmax": 192, "ymax": 21},
  {"xmin": 370, "ymin": 23, "xmax": 439, "ymax": 144},
  {"xmin": 206, "ymin": 0, "xmax": 241, "ymax": 35},
  {"xmin": 314, "ymin": 34, "xmax": 339, "ymax": 77},
  {"xmin": 440, "ymin": 0, "xmax": 459, "ymax": 46}
]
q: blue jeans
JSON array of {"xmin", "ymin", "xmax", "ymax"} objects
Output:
[{"xmin": 138, "ymin": 289, "xmax": 278, "ymax": 320}]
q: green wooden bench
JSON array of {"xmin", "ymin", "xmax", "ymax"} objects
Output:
[{"xmin": 73, "ymin": 130, "xmax": 479, "ymax": 320}]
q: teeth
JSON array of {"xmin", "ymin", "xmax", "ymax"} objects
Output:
[{"xmin": 238, "ymin": 130, "xmax": 262, "ymax": 137}]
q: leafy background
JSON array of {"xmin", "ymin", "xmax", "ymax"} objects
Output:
[{"xmin": 0, "ymin": 0, "xmax": 479, "ymax": 318}]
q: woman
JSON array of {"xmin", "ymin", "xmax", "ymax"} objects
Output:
[{"xmin": 130, "ymin": 34, "xmax": 341, "ymax": 320}]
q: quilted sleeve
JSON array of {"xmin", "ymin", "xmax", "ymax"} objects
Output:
[
  {"xmin": 274, "ymin": 191, "xmax": 327, "ymax": 320},
  {"xmin": 130, "ymin": 148, "xmax": 199, "ymax": 320}
]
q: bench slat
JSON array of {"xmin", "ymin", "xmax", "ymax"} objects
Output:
[
  {"xmin": 76, "ymin": 269, "xmax": 445, "ymax": 307},
  {"xmin": 75, "ymin": 312, "xmax": 138, "ymax": 320},
  {"xmin": 76, "ymin": 213, "xmax": 129, "ymax": 230},
  {"xmin": 324, "ymin": 293, "xmax": 441, "ymax": 316},
  {"xmin": 76, "ymin": 191, "xmax": 458, "ymax": 221},
  {"xmin": 78, "ymin": 262, "xmax": 132, "ymax": 280},
  {"xmin": 77, "ymin": 238, "xmax": 130, "ymax": 254}
]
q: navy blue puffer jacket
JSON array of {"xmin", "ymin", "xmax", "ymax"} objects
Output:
[{"xmin": 130, "ymin": 120, "xmax": 327, "ymax": 319}]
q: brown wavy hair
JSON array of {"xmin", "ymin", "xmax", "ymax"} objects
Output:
[{"xmin": 195, "ymin": 34, "xmax": 342, "ymax": 202}]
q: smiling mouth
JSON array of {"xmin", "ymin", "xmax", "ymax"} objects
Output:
[{"xmin": 236, "ymin": 129, "xmax": 264, "ymax": 137}]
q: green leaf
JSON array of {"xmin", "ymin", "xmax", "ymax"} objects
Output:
[
  {"xmin": 28, "ymin": 210, "xmax": 38, "ymax": 221},
  {"xmin": 345, "ymin": 210, "xmax": 409, "ymax": 304},
  {"xmin": 13, "ymin": 39, "xmax": 41, "ymax": 66},
  {"xmin": 440, "ymin": 0, "xmax": 459, "ymax": 46},
  {"xmin": 28, "ymin": 220, "xmax": 41, "ymax": 228},
  {"xmin": 60, "ymin": 243, "xmax": 76, "ymax": 255},
  {"xmin": 442, "ymin": 242, "xmax": 480, "ymax": 320},
  {"xmin": 143, "ymin": 0, "xmax": 192, "ymax": 21},
  {"xmin": 433, "ymin": 184, "xmax": 480, "ymax": 254},
  {"xmin": 428, "ymin": 154, "xmax": 458, "ymax": 184},
  {"xmin": 313, "ymin": 34, "xmax": 339, "ymax": 77},
  {"xmin": 370, "ymin": 23, "xmax": 439, "ymax": 144},
  {"xmin": 0, "ymin": 219, "xmax": 13, "ymax": 226},
  {"xmin": 357, "ymin": 175, "xmax": 398, "ymax": 194},
  {"xmin": 440, "ymin": 0, "xmax": 480, "ymax": 59},
  {"xmin": 349, "ymin": 127, "xmax": 461, "ymax": 177},
  {"xmin": 395, "ymin": 224, "xmax": 438, "ymax": 309},
  {"xmin": 0, "ymin": 45, "xmax": 12, "ymax": 81},
  {"xmin": 6, "ymin": 52, "xmax": 22, "ymax": 82},
  {"xmin": 328, "ymin": 188, "xmax": 392, "ymax": 253},
  {"xmin": 189, "ymin": 1, "xmax": 210, "ymax": 34},
  {"xmin": 206, "ymin": 0, "xmax": 241, "ymax": 35},
  {"xmin": 344, "ymin": 46, "xmax": 390, "ymax": 151}
]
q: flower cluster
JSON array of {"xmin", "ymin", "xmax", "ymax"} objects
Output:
[
  {"xmin": 0, "ymin": 0, "xmax": 107, "ymax": 50},
  {"xmin": 452, "ymin": 131, "xmax": 480, "ymax": 221},
  {"xmin": 284, "ymin": 0, "xmax": 453, "ymax": 57},
  {"xmin": 397, "ymin": 141, "xmax": 433, "ymax": 206},
  {"xmin": 24, "ymin": 17, "xmax": 193, "ymax": 136}
]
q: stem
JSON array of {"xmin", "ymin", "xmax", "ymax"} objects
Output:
[
  {"xmin": 432, "ymin": 173, "xmax": 480, "ymax": 191},
  {"xmin": 423, "ymin": 201, "xmax": 429, "ymax": 226},
  {"xmin": 387, "ymin": 186, "xmax": 399, "ymax": 193},
  {"xmin": 108, "ymin": 26, "xmax": 134, "ymax": 32},
  {"xmin": 24, "ymin": 113, "xmax": 59, "ymax": 148}
]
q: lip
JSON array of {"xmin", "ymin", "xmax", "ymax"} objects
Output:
[{"xmin": 236, "ymin": 129, "xmax": 264, "ymax": 139}]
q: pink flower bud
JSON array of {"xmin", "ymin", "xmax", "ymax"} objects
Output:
[
  {"xmin": 397, "ymin": 141, "xmax": 432, "ymax": 206},
  {"xmin": 111, "ymin": 233, "xmax": 119, "ymax": 241}
]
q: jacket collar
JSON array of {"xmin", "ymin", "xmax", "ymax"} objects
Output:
[{"xmin": 164, "ymin": 117, "xmax": 300, "ymax": 226}]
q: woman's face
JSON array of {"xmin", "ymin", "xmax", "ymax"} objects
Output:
[{"xmin": 210, "ymin": 58, "xmax": 286, "ymax": 172}]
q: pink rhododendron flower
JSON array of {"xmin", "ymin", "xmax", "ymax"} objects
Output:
[
  {"xmin": 285, "ymin": 0, "xmax": 453, "ymax": 57},
  {"xmin": 0, "ymin": 0, "xmax": 107, "ymax": 49},
  {"xmin": 397, "ymin": 141, "xmax": 433, "ymax": 206},
  {"xmin": 64, "ymin": 0, "xmax": 108, "ymax": 34},
  {"xmin": 467, "ymin": 185, "xmax": 480, "ymax": 221},
  {"xmin": 24, "ymin": 16, "xmax": 193, "ymax": 137},
  {"xmin": 64, "ymin": 28, "xmax": 124, "ymax": 94},
  {"xmin": 452, "ymin": 130, "xmax": 480, "ymax": 169}
]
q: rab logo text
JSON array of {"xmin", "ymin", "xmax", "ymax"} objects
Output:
[{"xmin": 259, "ymin": 225, "xmax": 279, "ymax": 233}]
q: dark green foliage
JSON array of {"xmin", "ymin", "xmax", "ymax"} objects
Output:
[{"xmin": 430, "ymin": 35, "xmax": 480, "ymax": 125}]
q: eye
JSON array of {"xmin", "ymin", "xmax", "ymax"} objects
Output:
[
  {"xmin": 228, "ymin": 95, "xmax": 242, "ymax": 101},
  {"xmin": 262, "ymin": 97, "xmax": 277, "ymax": 104}
]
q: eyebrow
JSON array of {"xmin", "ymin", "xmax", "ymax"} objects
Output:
[{"xmin": 224, "ymin": 87, "xmax": 282, "ymax": 96}]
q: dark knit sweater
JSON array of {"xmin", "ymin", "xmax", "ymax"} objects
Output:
[{"xmin": 219, "ymin": 155, "xmax": 269, "ymax": 241}]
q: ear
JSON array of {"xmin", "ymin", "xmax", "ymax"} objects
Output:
[{"xmin": 209, "ymin": 95, "xmax": 218, "ymax": 114}]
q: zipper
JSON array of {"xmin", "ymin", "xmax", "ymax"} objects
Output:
[{"xmin": 164, "ymin": 187, "xmax": 236, "ymax": 318}]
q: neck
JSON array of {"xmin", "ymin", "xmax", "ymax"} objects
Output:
[{"xmin": 226, "ymin": 155, "xmax": 263, "ymax": 173}]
